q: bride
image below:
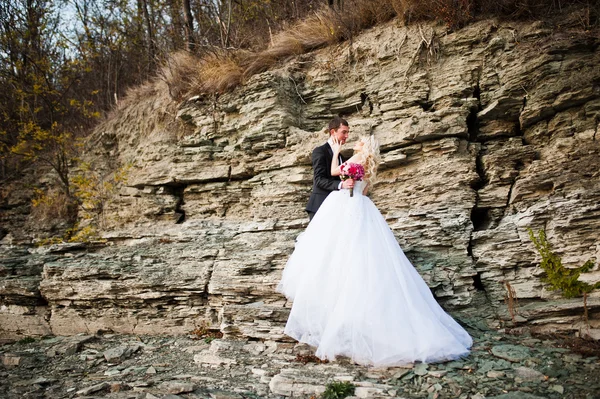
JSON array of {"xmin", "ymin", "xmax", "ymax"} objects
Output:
[{"xmin": 277, "ymin": 135, "xmax": 472, "ymax": 367}]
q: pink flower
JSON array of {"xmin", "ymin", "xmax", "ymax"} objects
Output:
[
  {"xmin": 340, "ymin": 162, "xmax": 364, "ymax": 197},
  {"xmin": 340, "ymin": 162, "xmax": 365, "ymax": 181}
]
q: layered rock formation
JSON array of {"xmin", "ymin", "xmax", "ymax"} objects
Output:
[{"xmin": 1, "ymin": 18, "xmax": 599, "ymax": 340}]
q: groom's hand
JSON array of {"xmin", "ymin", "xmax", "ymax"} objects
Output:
[{"xmin": 341, "ymin": 179, "xmax": 355, "ymax": 189}]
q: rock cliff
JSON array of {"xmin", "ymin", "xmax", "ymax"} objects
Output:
[{"xmin": 1, "ymin": 19, "xmax": 599, "ymax": 340}]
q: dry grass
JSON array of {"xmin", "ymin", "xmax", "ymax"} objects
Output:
[
  {"xmin": 391, "ymin": 0, "xmax": 476, "ymax": 28},
  {"xmin": 282, "ymin": 8, "xmax": 344, "ymax": 50},
  {"xmin": 157, "ymin": 50, "xmax": 243, "ymax": 98},
  {"xmin": 104, "ymin": 78, "xmax": 179, "ymax": 141},
  {"xmin": 239, "ymin": 9, "xmax": 342, "ymax": 77},
  {"xmin": 159, "ymin": 51, "xmax": 203, "ymax": 100},
  {"xmin": 118, "ymin": 79, "xmax": 167, "ymax": 109},
  {"xmin": 88, "ymin": 74, "xmax": 185, "ymax": 154},
  {"xmin": 198, "ymin": 52, "xmax": 244, "ymax": 94},
  {"xmin": 239, "ymin": 51, "xmax": 280, "ymax": 78},
  {"xmin": 170, "ymin": 3, "xmax": 394, "ymax": 97},
  {"xmin": 153, "ymin": 0, "xmax": 599, "ymax": 99}
]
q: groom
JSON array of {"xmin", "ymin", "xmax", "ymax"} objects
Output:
[{"xmin": 305, "ymin": 116, "xmax": 355, "ymax": 220}]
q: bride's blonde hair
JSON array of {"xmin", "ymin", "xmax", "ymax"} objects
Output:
[{"xmin": 357, "ymin": 135, "xmax": 381, "ymax": 185}]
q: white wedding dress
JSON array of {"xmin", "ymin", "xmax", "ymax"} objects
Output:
[{"xmin": 278, "ymin": 181, "xmax": 472, "ymax": 367}]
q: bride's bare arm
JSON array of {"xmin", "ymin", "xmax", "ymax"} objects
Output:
[
  {"xmin": 331, "ymin": 156, "xmax": 341, "ymax": 176},
  {"xmin": 333, "ymin": 154, "xmax": 363, "ymax": 175},
  {"xmin": 362, "ymin": 183, "xmax": 369, "ymax": 196},
  {"xmin": 330, "ymin": 138, "xmax": 342, "ymax": 176}
]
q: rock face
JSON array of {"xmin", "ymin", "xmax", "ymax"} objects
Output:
[
  {"xmin": 1, "ymin": 19, "xmax": 600, "ymax": 339},
  {"xmin": 0, "ymin": 246, "xmax": 52, "ymax": 339}
]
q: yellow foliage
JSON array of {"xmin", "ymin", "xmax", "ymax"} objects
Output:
[
  {"xmin": 66, "ymin": 224, "xmax": 104, "ymax": 243},
  {"xmin": 71, "ymin": 162, "xmax": 131, "ymax": 229}
]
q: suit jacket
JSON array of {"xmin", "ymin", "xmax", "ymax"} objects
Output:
[{"xmin": 306, "ymin": 142, "xmax": 347, "ymax": 214}]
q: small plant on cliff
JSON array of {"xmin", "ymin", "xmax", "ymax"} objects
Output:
[
  {"xmin": 321, "ymin": 381, "xmax": 355, "ymax": 399},
  {"xmin": 191, "ymin": 322, "xmax": 223, "ymax": 343},
  {"xmin": 33, "ymin": 163, "xmax": 130, "ymax": 245},
  {"xmin": 65, "ymin": 223, "xmax": 102, "ymax": 243},
  {"xmin": 31, "ymin": 187, "xmax": 78, "ymax": 227},
  {"xmin": 528, "ymin": 229, "xmax": 599, "ymax": 298}
]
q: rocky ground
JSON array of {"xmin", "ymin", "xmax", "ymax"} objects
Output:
[{"xmin": 1, "ymin": 327, "xmax": 598, "ymax": 399}]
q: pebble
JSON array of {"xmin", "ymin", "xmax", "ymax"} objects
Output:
[
  {"xmin": 429, "ymin": 370, "xmax": 448, "ymax": 378},
  {"xmin": 550, "ymin": 384, "xmax": 565, "ymax": 394},
  {"xmin": 159, "ymin": 381, "xmax": 195, "ymax": 394},
  {"xmin": 1, "ymin": 355, "xmax": 21, "ymax": 366},
  {"xmin": 414, "ymin": 363, "xmax": 429, "ymax": 376},
  {"xmin": 514, "ymin": 366, "xmax": 546, "ymax": 382},
  {"xmin": 487, "ymin": 370, "xmax": 505, "ymax": 378},
  {"xmin": 104, "ymin": 368, "xmax": 121, "ymax": 376},
  {"xmin": 392, "ymin": 369, "xmax": 411, "ymax": 379},
  {"xmin": 491, "ymin": 345, "xmax": 531, "ymax": 362},
  {"xmin": 76, "ymin": 382, "xmax": 110, "ymax": 395}
]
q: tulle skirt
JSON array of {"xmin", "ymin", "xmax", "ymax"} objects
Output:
[{"xmin": 277, "ymin": 186, "xmax": 472, "ymax": 367}]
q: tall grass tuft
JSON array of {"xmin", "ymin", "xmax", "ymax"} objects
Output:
[
  {"xmin": 159, "ymin": 51, "xmax": 203, "ymax": 100},
  {"xmin": 198, "ymin": 52, "xmax": 244, "ymax": 94}
]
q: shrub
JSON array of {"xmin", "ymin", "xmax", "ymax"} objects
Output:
[
  {"xmin": 159, "ymin": 51, "xmax": 203, "ymax": 100},
  {"xmin": 528, "ymin": 228, "xmax": 599, "ymax": 298},
  {"xmin": 17, "ymin": 337, "xmax": 36, "ymax": 345},
  {"xmin": 322, "ymin": 381, "xmax": 355, "ymax": 399},
  {"xmin": 198, "ymin": 52, "xmax": 245, "ymax": 94},
  {"xmin": 191, "ymin": 322, "xmax": 224, "ymax": 342}
]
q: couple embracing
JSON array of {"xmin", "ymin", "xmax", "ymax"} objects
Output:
[{"xmin": 278, "ymin": 116, "xmax": 472, "ymax": 367}]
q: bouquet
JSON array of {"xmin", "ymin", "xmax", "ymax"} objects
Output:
[{"xmin": 340, "ymin": 162, "xmax": 365, "ymax": 197}]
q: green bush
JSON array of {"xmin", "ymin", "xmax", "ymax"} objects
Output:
[
  {"xmin": 528, "ymin": 228, "xmax": 599, "ymax": 298},
  {"xmin": 322, "ymin": 381, "xmax": 355, "ymax": 399}
]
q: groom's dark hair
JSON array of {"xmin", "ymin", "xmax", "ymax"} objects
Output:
[{"xmin": 328, "ymin": 116, "xmax": 348, "ymax": 133}]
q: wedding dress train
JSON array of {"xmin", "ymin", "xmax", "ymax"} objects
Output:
[{"xmin": 278, "ymin": 181, "xmax": 472, "ymax": 367}]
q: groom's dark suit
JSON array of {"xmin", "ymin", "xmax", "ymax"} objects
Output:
[{"xmin": 306, "ymin": 142, "xmax": 346, "ymax": 218}]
